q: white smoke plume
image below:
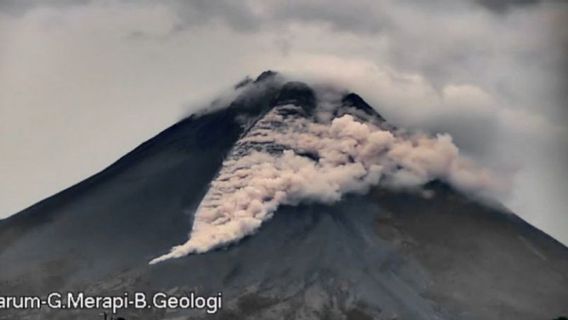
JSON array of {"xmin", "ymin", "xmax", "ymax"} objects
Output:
[{"xmin": 150, "ymin": 89, "xmax": 508, "ymax": 264}]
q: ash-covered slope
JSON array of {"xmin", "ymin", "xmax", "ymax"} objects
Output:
[{"xmin": 0, "ymin": 72, "xmax": 567, "ymax": 320}]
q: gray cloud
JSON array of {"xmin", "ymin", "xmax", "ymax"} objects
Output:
[
  {"xmin": 473, "ymin": 0, "xmax": 541, "ymax": 13},
  {"xmin": 168, "ymin": 0, "xmax": 262, "ymax": 33},
  {"xmin": 269, "ymin": 0, "xmax": 387, "ymax": 34},
  {"xmin": 0, "ymin": 0, "xmax": 92, "ymax": 15},
  {"xmin": 154, "ymin": 0, "xmax": 389, "ymax": 35},
  {"xmin": 156, "ymin": 0, "xmax": 567, "ymax": 122}
]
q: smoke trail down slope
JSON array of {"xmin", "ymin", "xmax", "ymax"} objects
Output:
[{"xmin": 150, "ymin": 83, "xmax": 507, "ymax": 264}]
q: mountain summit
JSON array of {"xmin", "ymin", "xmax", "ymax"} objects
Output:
[{"xmin": 1, "ymin": 72, "xmax": 567, "ymax": 320}]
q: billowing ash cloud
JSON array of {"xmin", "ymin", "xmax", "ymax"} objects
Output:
[{"xmin": 150, "ymin": 85, "xmax": 508, "ymax": 264}]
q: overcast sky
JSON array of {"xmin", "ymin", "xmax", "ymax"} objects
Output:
[{"xmin": 1, "ymin": 0, "xmax": 567, "ymax": 244}]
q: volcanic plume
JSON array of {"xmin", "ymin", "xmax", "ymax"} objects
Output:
[{"xmin": 151, "ymin": 79, "xmax": 505, "ymax": 264}]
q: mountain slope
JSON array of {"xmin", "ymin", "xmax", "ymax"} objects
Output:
[{"xmin": 0, "ymin": 72, "xmax": 567, "ymax": 320}]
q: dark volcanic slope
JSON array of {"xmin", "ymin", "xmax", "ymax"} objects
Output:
[{"xmin": 0, "ymin": 73, "xmax": 567, "ymax": 320}]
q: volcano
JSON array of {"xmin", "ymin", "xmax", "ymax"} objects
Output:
[{"xmin": 0, "ymin": 71, "xmax": 567, "ymax": 320}]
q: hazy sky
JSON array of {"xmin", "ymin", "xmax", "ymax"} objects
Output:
[{"xmin": 1, "ymin": 0, "xmax": 567, "ymax": 244}]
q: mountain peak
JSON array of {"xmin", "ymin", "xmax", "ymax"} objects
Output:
[
  {"xmin": 254, "ymin": 70, "xmax": 278, "ymax": 83},
  {"xmin": 233, "ymin": 72, "xmax": 386, "ymax": 125},
  {"xmin": 342, "ymin": 92, "xmax": 385, "ymax": 121},
  {"xmin": 273, "ymin": 81, "xmax": 316, "ymax": 111}
]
